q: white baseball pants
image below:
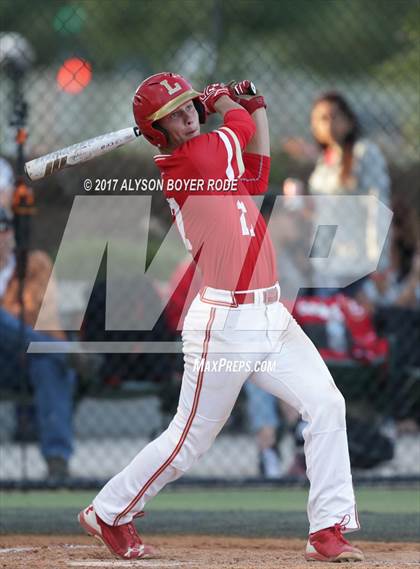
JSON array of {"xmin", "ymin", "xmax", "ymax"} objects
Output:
[{"xmin": 93, "ymin": 286, "xmax": 359, "ymax": 534}]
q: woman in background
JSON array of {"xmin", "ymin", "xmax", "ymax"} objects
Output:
[{"xmin": 308, "ymin": 91, "xmax": 391, "ymax": 295}]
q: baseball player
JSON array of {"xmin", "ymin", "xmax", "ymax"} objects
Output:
[{"xmin": 79, "ymin": 73, "xmax": 364, "ymax": 563}]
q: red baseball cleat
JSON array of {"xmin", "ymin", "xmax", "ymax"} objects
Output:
[
  {"xmin": 78, "ymin": 504, "xmax": 156, "ymax": 560},
  {"xmin": 305, "ymin": 520, "xmax": 364, "ymax": 563}
]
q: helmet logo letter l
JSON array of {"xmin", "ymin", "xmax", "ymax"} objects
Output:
[{"xmin": 160, "ymin": 79, "xmax": 182, "ymax": 95}]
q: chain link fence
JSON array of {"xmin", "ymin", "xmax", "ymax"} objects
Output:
[{"xmin": 0, "ymin": 0, "xmax": 419, "ymax": 486}]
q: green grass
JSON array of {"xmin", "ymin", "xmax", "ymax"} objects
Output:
[{"xmin": 1, "ymin": 487, "xmax": 419, "ymax": 514}]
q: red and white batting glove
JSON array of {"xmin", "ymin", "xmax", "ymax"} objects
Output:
[
  {"xmin": 199, "ymin": 82, "xmax": 231, "ymax": 114},
  {"xmin": 228, "ymin": 80, "xmax": 267, "ymax": 114},
  {"xmin": 231, "ymin": 80, "xmax": 257, "ymax": 97}
]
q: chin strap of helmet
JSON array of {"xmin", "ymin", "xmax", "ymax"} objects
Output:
[
  {"xmin": 193, "ymin": 99, "xmax": 206, "ymax": 124},
  {"xmin": 151, "ymin": 122, "xmax": 169, "ymax": 148}
]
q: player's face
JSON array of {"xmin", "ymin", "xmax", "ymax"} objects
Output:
[
  {"xmin": 159, "ymin": 100, "xmax": 200, "ymax": 149},
  {"xmin": 311, "ymin": 101, "xmax": 352, "ymax": 147}
]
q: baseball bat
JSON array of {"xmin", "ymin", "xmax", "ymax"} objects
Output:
[
  {"xmin": 24, "ymin": 126, "xmax": 142, "ymax": 181},
  {"xmin": 25, "ymin": 81, "xmax": 257, "ymax": 181}
]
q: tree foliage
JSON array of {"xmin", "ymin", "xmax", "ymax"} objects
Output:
[{"xmin": 0, "ymin": 0, "xmax": 417, "ymax": 78}]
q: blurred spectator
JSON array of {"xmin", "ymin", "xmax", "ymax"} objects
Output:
[
  {"xmin": 244, "ymin": 380, "xmax": 306, "ymax": 479},
  {"xmin": 0, "ymin": 159, "xmax": 75, "ymax": 480},
  {"xmin": 244, "ymin": 380, "xmax": 282, "ymax": 478},
  {"xmin": 357, "ymin": 198, "xmax": 420, "ymax": 312},
  {"xmin": 356, "ymin": 198, "xmax": 420, "ymax": 433},
  {"xmin": 0, "ymin": 157, "xmax": 14, "ymax": 210},
  {"xmin": 308, "ymin": 91, "xmax": 391, "ymax": 295}
]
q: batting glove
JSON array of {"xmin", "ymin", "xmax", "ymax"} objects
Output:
[
  {"xmin": 199, "ymin": 82, "xmax": 231, "ymax": 114},
  {"xmin": 230, "ymin": 79, "xmax": 257, "ymax": 97},
  {"xmin": 228, "ymin": 80, "xmax": 267, "ymax": 114}
]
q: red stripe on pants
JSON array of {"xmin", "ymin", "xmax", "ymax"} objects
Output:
[{"xmin": 114, "ymin": 307, "xmax": 216, "ymax": 526}]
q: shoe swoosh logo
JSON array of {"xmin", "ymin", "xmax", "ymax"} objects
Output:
[{"xmin": 124, "ymin": 545, "xmax": 145, "ymax": 558}]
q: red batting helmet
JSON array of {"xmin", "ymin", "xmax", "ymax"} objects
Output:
[{"xmin": 133, "ymin": 72, "xmax": 206, "ymax": 147}]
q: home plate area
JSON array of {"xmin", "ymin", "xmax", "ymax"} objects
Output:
[{"xmin": 0, "ymin": 535, "xmax": 419, "ymax": 569}]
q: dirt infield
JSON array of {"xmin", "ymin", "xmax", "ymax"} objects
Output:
[{"xmin": 0, "ymin": 534, "xmax": 418, "ymax": 568}]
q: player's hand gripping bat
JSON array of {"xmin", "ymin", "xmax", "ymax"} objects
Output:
[{"xmin": 228, "ymin": 80, "xmax": 266, "ymax": 114}]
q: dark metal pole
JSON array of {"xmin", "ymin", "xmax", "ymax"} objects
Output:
[{"xmin": 10, "ymin": 67, "xmax": 35, "ymax": 483}]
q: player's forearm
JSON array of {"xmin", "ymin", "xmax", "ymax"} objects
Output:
[
  {"xmin": 245, "ymin": 108, "xmax": 270, "ymax": 156},
  {"xmin": 213, "ymin": 95, "xmax": 244, "ymax": 118}
]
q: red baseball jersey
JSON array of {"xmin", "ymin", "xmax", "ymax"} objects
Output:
[{"xmin": 154, "ymin": 108, "xmax": 277, "ymax": 290}]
